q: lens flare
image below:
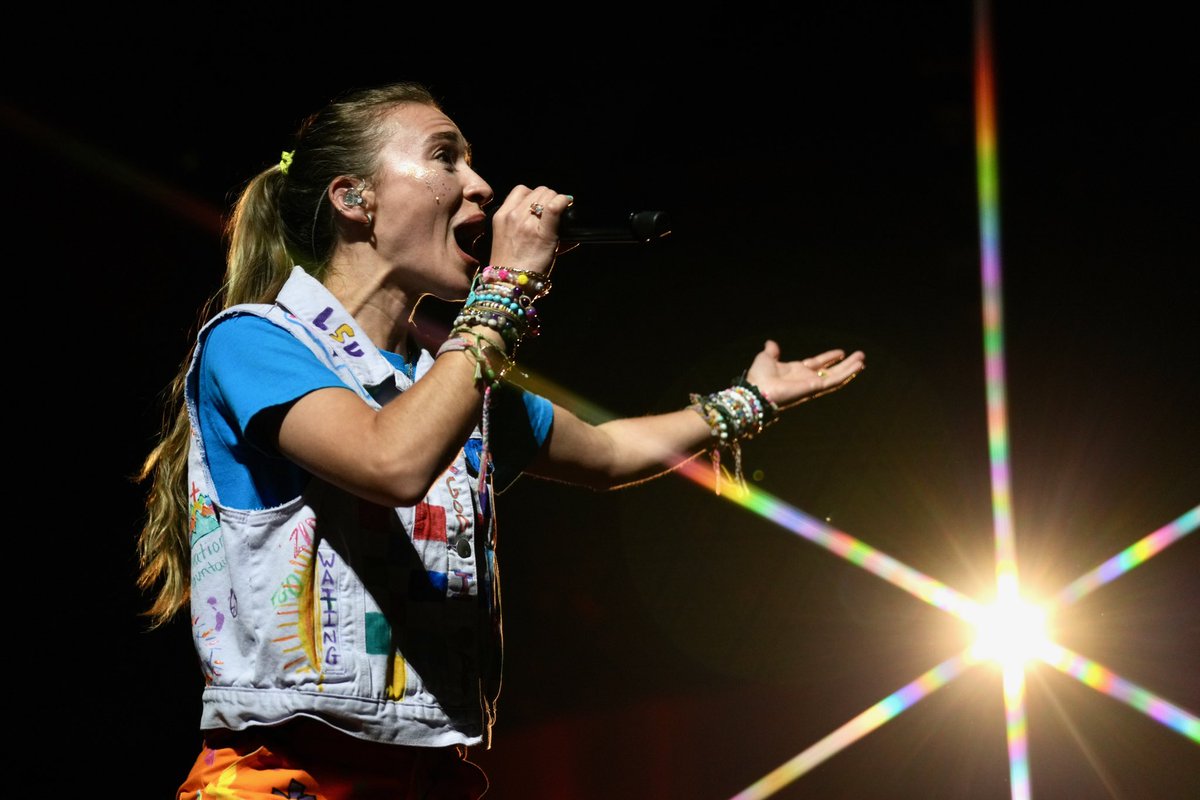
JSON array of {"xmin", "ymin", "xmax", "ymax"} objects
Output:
[{"xmin": 969, "ymin": 596, "xmax": 1052, "ymax": 669}]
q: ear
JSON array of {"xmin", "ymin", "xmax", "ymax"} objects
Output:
[{"xmin": 329, "ymin": 176, "xmax": 371, "ymax": 224}]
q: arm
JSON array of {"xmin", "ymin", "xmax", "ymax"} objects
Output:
[
  {"xmin": 525, "ymin": 340, "xmax": 865, "ymax": 489},
  {"xmin": 276, "ymin": 347, "xmax": 495, "ymax": 507}
]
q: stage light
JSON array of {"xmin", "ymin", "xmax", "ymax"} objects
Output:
[{"xmin": 969, "ymin": 596, "xmax": 1052, "ymax": 669}]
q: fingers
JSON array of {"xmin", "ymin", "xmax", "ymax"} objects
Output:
[
  {"xmin": 800, "ymin": 348, "xmax": 846, "ymax": 370},
  {"xmin": 498, "ymin": 185, "xmax": 573, "ymax": 223},
  {"xmin": 815, "ymin": 350, "xmax": 866, "ymax": 391},
  {"xmin": 490, "ymin": 185, "xmax": 574, "ymax": 272}
]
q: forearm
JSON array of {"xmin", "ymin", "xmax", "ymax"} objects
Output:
[
  {"xmin": 278, "ymin": 328, "xmax": 504, "ymax": 507},
  {"xmin": 523, "ymin": 342, "xmax": 866, "ymax": 491},
  {"xmin": 525, "ymin": 404, "xmax": 713, "ymax": 490}
]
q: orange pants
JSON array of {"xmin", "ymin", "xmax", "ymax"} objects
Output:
[{"xmin": 176, "ymin": 721, "xmax": 489, "ymax": 799}]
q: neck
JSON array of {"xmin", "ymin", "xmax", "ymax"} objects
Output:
[{"xmin": 323, "ymin": 259, "xmax": 415, "ymax": 356}]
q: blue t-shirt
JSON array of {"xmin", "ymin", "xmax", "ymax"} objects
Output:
[{"xmin": 198, "ymin": 315, "xmax": 553, "ymax": 509}]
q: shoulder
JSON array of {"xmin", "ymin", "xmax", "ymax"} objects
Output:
[
  {"xmin": 199, "ymin": 314, "xmax": 346, "ymax": 410},
  {"xmin": 203, "ymin": 313, "xmax": 297, "ymax": 352}
]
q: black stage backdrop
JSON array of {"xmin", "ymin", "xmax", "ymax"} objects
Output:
[{"xmin": 8, "ymin": 4, "xmax": 1197, "ymax": 798}]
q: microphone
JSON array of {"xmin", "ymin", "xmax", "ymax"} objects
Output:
[{"xmin": 558, "ymin": 206, "xmax": 672, "ymax": 243}]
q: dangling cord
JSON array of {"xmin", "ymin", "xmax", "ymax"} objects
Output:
[
  {"xmin": 478, "ymin": 384, "xmax": 494, "ymax": 507},
  {"xmin": 712, "ymin": 447, "xmax": 722, "ymax": 496},
  {"xmin": 710, "ymin": 444, "xmax": 745, "ymax": 497}
]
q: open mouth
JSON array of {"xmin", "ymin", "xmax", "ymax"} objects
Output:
[{"xmin": 454, "ymin": 218, "xmax": 487, "ymax": 262}]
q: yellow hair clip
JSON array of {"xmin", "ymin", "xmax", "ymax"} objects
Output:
[{"xmin": 278, "ymin": 150, "xmax": 295, "ymax": 175}]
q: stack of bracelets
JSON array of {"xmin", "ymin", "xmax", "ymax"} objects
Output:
[
  {"xmin": 689, "ymin": 374, "xmax": 780, "ymax": 494},
  {"xmin": 435, "ymin": 265, "xmax": 553, "ymax": 498},
  {"xmin": 438, "ymin": 265, "xmax": 553, "ymax": 385}
]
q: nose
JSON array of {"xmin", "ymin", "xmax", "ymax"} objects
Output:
[{"xmin": 464, "ymin": 166, "xmax": 494, "ymax": 209}]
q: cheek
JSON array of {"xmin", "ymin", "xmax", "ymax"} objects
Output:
[
  {"xmin": 394, "ymin": 162, "xmax": 453, "ymax": 205},
  {"xmin": 424, "ymin": 173, "xmax": 455, "ymax": 205}
]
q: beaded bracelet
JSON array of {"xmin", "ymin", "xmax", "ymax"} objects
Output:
[
  {"xmin": 689, "ymin": 378, "xmax": 779, "ymax": 496},
  {"xmin": 453, "ymin": 266, "xmax": 551, "ymax": 348},
  {"xmin": 478, "ymin": 266, "xmax": 552, "ymax": 300},
  {"xmin": 734, "ymin": 373, "xmax": 780, "ymax": 427}
]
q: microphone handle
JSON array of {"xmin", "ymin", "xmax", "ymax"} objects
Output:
[{"xmin": 558, "ymin": 208, "xmax": 672, "ymax": 243}]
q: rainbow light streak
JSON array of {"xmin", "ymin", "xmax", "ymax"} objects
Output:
[
  {"xmin": 974, "ymin": 0, "xmax": 1017, "ymax": 601},
  {"xmin": 1002, "ymin": 664, "xmax": 1031, "ymax": 800},
  {"xmin": 509, "ymin": 374, "xmax": 981, "ymax": 621},
  {"xmin": 702, "ymin": 470, "xmax": 981, "ymax": 621},
  {"xmin": 1039, "ymin": 643, "xmax": 1200, "ymax": 743},
  {"xmin": 975, "ymin": 5, "xmax": 1032, "ymax": 799},
  {"xmin": 729, "ymin": 652, "xmax": 975, "ymax": 800},
  {"xmin": 506, "ymin": 371, "xmax": 615, "ymax": 428},
  {"xmin": 1054, "ymin": 505, "xmax": 1200, "ymax": 607},
  {"xmin": 0, "ymin": 103, "xmax": 224, "ymax": 235}
]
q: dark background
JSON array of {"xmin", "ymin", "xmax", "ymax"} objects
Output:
[{"xmin": 8, "ymin": 3, "xmax": 1197, "ymax": 798}]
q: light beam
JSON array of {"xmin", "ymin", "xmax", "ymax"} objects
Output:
[
  {"xmin": 1055, "ymin": 506, "xmax": 1200, "ymax": 607},
  {"xmin": 1039, "ymin": 642, "xmax": 1200, "ymax": 743},
  {"xmin": 729, "ymin": 652, "xmax": 975, "ymax": 800}
]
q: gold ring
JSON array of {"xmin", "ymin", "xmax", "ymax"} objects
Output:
[
  {"xmin": 817, "ymin": 370, "xmax": 827, "ymax": 378},
  {"xmin": 530, "ymin": 202, "xmax": 544, "ymax": 218}
]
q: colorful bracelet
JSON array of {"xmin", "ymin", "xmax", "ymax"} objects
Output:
[
  {"xmin": 454, "ymin": 265, "xmax": 551, "ymax": 349},
  {"xmin": 689, "ymin": 380, "xmax": 779, "ymax": 496},
  {"xmin": 734, "ymin": 373, "xmax": 779, "ymax": 427},
  {"xmin": 478, "ymin": 266, "xmax": 552, "ymax": 300}
]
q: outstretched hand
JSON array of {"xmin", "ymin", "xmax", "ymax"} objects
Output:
[{"xmin": 745, "ymin": 340, "xmax": 866, "ymax": 411}]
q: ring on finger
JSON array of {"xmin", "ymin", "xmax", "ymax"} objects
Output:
[{"xmin": 530, "ymin": 202, "xmax": 545, "ymax": 218}]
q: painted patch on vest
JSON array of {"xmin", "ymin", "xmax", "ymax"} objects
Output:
[
  {"xmin": 365, "ymin": 611, "xmax": 391, "ymax": 655},
  {"xmin": 189, "ymin": 482, "xmax": 219, "ymax": 545},
  {"xmin": 365, "ymin": 613, "xmax": 409, "ymax": 700},
  {"xmin": 190, "ymin": 481, "xmax": 226, "ymax": 588},
  {"xmin": 414, "ymin": 502, "xmax": 448, "ymax": 542}
]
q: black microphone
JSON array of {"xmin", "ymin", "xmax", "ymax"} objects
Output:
[{"xmin": 558, "ymin": 206, "xmax": 672, "ymax": 243}]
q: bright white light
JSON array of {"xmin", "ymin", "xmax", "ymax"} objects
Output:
[{"xmin": 970, "ymin": 597, "xmax": 1052, "ymax": 668}]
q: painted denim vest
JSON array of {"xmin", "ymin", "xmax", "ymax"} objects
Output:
[{"xmin": 185, "ymin": 267, "xmax": 500, "ymax": 748}]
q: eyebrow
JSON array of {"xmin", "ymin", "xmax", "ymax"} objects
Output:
[{"xmin": 428, "ymin": 129, "xmax": 473, "ymax": 162}]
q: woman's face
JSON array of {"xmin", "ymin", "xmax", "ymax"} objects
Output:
[{"xmin": 365, "ymin": 103, "xmax": 493, "ymax": 299}]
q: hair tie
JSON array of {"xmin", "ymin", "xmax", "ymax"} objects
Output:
[{"xmin": 278, "ymin": 150, "xmax": 295, "ymax": 175}]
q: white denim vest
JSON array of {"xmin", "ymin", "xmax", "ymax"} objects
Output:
[{"xmin": 185, "ymin": 267, "xmax": 500, "ymax": 748}]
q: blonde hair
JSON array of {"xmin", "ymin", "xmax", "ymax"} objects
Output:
[{"xmin": 136, "ymin": 82, "xmax": 441, "ymax": 627}]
